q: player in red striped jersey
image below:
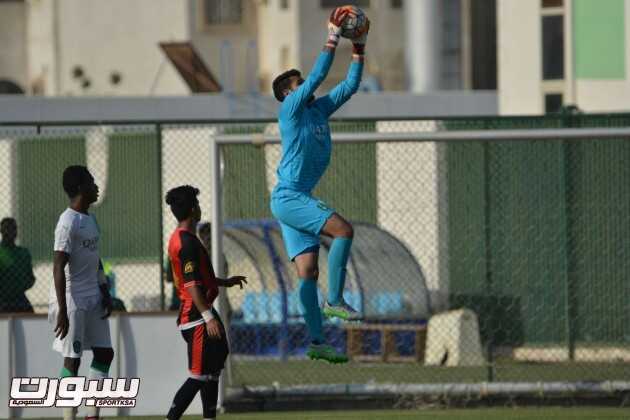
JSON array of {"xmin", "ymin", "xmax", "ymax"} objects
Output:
[{"xmin": 165, "ymin": 185, "xmax": 246, "ymax": 420}]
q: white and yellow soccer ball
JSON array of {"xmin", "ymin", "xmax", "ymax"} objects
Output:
[{"xmin": 339, "ymin": 6, "xmax": 368, "ymax": 40}]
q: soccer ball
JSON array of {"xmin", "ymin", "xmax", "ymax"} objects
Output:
[{"xmin": 339, "ymin": 6, "xmax": 368, "ymax": 40}]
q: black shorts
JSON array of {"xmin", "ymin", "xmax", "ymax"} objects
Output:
[{"xmin": 181, "ymin": 310, "xmax": 229, "ymax": 377}]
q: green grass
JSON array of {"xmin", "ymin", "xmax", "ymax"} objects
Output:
[
  {"xmin": 93, "ymin": 408, "xmax": 630, "ymax": 420},
  {"xmin": 230, "ymin": 359, "xmax": 630, "ymax": 387}
]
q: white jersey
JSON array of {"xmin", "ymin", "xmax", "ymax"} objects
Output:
[{"xmin": 51, "ymin": 208, "xmax": 101, "ymax": 304}]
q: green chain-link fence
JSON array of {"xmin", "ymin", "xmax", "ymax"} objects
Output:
[{"xmin": 1, "ymin": 115, "xmax": 629, "ymax": 391}]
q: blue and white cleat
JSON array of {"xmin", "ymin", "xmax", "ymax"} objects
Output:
[{"xmin": 322, "ymin": 300, "xmax": 363, "ymax": 322}]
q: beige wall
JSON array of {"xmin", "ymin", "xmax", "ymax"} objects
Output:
[
  {"xmin": 371, "ymin": 0, "xmax": 405, "ymax": 90},
  {"xmin": 27, "ymin": 0, "xmax": 57, "ymax": 95},
  {"xmin": 497, "ymin": 0, "xmax": 542, "ymax": 114},
  {"xmin": 0, "ymin": 1, "xmax": 28, "ymax": 92},
  {"xmin": 190, "ymin": 0, "xmax": 258, "ymax": 94},
  {"xmin": 498, "ymin": 0, "xmax": 630, "ymax": 114},
  {"xmin": 257, "ymin": 0, "xmax": 299, "ymax": 95},
  {"xmin": 7, "ymin": 0, "xmax": 407, "ymax": 97},
  {"xmin": 28, "ymin": 0, "xmax": 190, "ymax": 96}
]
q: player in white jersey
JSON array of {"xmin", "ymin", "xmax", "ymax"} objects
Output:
[{"xmin": 50, "ymin": 166, "xmax": 113, "ymax": 420}]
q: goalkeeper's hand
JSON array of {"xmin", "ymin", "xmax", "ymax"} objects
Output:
[
  {"xmin": 327, "ymin": 7, "xmax": 349, "ymax": 48},
  {"xmin": 352, "ymin": 17, "xmax": 370, "ymax": 56}
]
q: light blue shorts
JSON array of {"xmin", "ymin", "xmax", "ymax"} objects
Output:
[{"xmin": 270, "ymin": 190, "xmax": 335, "ymax": 260}]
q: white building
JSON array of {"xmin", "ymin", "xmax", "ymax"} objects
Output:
[
  {"xmin": 0, "ymin": 0, "xmax": 191, "ymax": 96},
  {"xmin": 499, "ymin": 0, "xmax": 630, "ymax": 114},
  {"xmin": 9, "ymin": 0, "xmax": 628, "ymax": 115},
  {"xmin": 0, "ymin": 0, "xmax": 409, "ymax": 96}
]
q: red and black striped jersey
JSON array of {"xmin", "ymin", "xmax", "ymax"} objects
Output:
[{"xmin": 168, "ymin": 227, "xmax": 219, "ymax": 330}]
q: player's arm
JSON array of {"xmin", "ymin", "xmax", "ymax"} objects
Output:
[
  {"xmin": 98, "ymin": 259, "xmax": 112, "ymax": 319},
  {"xmin": 53, "ymin": 251, "xmax": 70, "ymax": 339},
  {"xmin": 213, "ymin": 252, "xmax": 247, "ymax": 288},
  {"xmin": 178, "ymin": 234, "xmax": 222, "ymax": 339},
  {"xmin": 315, "ymin": 18, "xmax": 369, "ymax": 117},
  {"xmin": 216, "ymin": 276, "xmax": 247, "ymax": 289},
  {"xmin": 53, "ymin": 217, "xmax": 75, "ymax": 339},
  {"xmin": 281, "ymin": 8, "xmax": 349, "ymax": 118},
  {"xmin": 165, "ymin": 258, "xmax": 174, "ymax": 283},
  {"xmin": 188, "ymin": 286, "xmax": 221, "ymax": 338}
]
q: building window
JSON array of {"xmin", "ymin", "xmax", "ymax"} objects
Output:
[
  {"xmin": 280, "ymin": 0, "xmax": 289, "ymax": 9},
  {"xmin": 204, "ymin": 0, "xmax": 243, "ymax": 25},
  {"xmin": 542, "ymin": 15, "xmax": 564, "ymax": 79},
  {"xmin": 469, "ymin": 0, "xmax": 498, "ymax": 90},
  {"xmin": 542, "ymin": 0, "xmax": 563, "ymax": 8},
  {"xmin": 545, "ymin": 93, "xmax": 563, "ymax": 113},
  {"xmin": 321, "ymin": 0, "xmax": 369, "ymax": 8},
  {"xmin": 442, "ymin": 0, "xmax": 462, "ymax": 89},
  {"xmin": 391, "ymin": 0, "xmax": 403, "ymax": 9}
]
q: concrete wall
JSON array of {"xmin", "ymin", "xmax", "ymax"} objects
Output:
[
  {"xmin": 257, "ymin": 0, "xmax": 300, "ymax": 94},
  {"xmin": 0, "ymin": 314, "xmax": 203, "ymax": 418},
  {"xmin": 0, "ymin": 93, "xmax": 498, "ymax": 122},
  {"xmin": 0, "ymin": 1, "xmax": 28, "ymax": 92},
  {"xmin": 4, "ymin": 0, "xmax": 406, "ymax": 97},
  {"xmin": 497, "ymin": 0, "xmax": 542, "ymax": 114},
  {"xmin": 2, "ymin": 0, "xmax": 479, "ymax": 97},
  {"xmin": 498, "ymin": 0, "xmax": 630, "ymax": 114},
  {"xmin": 0, "ymin": 318, "xmax": 9, "ymax": 419},
  {"xmin": 0, "ymin": 139, "xmax": 15, "ymax": 224},
  {"xmin": 404, "ymin": 0, "xmax": 442, "ymax": 93},
  {"xmin": 28, "ymin": 0, "xmax": 190, "ymax": 96},
  {"xmin": 189, "ymin": 0, "xmax": 258, "ymax": 93},
  {"xmin": 375, "ymin": 121, "xmax": 449, "ymax": 311},
  {"xmin": 26, "ymin": 0, "xmax": 58, "ymax": 95},
  {"xmin": 370, "ymin": 0, "xmax": 406, "ymax": 90}
]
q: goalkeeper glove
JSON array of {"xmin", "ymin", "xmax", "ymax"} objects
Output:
[
  {"xmin": 327, "ymin": 7, "xmax": 349, "ymax": 49},
  {"xmin": 352, "ymin": 17, "xmax": 370, "ymax": 56}
]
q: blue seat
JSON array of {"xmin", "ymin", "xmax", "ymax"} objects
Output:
[
  {"xmin": 256, "ymin": 292, "xmax": 270, "ymax": 323},
  {"xmin": 242, "ymin": 292, "xmax": 257, "ymax": 324},
  {"xmin": 268, "ymin": 292, "xmax": 283, "ymax": 323},
  {"xmin": 343, "ymin": 290, "xmax": 362, "ymax": 312},
  {"xmin": 288, "ymin": 290, "xmax": 301, "ymax": 318},
  {"xmin": 371, "ymin": 291, "xmax": 403, "ymax": 316}
]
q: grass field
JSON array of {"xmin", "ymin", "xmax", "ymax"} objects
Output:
[
  {"xmin": 231, "ymin": 359, "xmax": 630, "ymax": 387},
  {"xmin": 94, "ymin": 408, "xmax": 630, "ymax": 420}
]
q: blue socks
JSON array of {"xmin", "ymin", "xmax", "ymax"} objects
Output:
[
  {"xmin": 299, "ymin": 278, "xmax": 324, "ymax": 343},
  {"xmin": 327, "ymin": 237, "xmax": 352, "ymax": 305},
  {"xmin": 298, "ymin": 237, "xmax": 352, "ymax": 344}
]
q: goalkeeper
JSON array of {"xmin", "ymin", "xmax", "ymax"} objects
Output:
[{"xmin": 270, "ymin": 7, "xmax": 369, "ymax": 364}]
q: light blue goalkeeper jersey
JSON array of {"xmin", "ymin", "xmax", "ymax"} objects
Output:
[{"xmin": 273, "ymin": 50, "xmax": 364, "ymax": 195}]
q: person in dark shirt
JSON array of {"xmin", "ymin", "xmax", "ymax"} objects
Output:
[
  {"xmin": 164, "ymin": 185, "xmax": 246, "ymax": 420},
  {"xmin": 165, "ymin": 221, "xmax": 229, "ymax": 312},
  {"xmin": 0, "ymin": 217, "xmax": 35, "ymax": 313}
]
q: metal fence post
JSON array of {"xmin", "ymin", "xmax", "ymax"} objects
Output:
[
  {"xmin": 210, "ymin": 135, "xmax": 227, "ymax": 409},
  {"xmin": 561, "ymin": 110, "xmax": 579, "ymax": 362},
  {"xmin": 6, "ymin": 317, "xmax": 14, "ymax": 420},
  {"xmin": 157, "ymin": 124, "xmax": 165, "ymax": 311},
  {"xmin": 482, "ymin": 124, "xmax": 495, "ymax": 383},
  {"xmin": 262, "ymin": 224, "xmax": 289, "ymax": 361}
]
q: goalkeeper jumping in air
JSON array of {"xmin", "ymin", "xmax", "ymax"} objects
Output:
[{"xmin": 271, "ymin": 7, "xmax": 369, "ymax": 364}]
